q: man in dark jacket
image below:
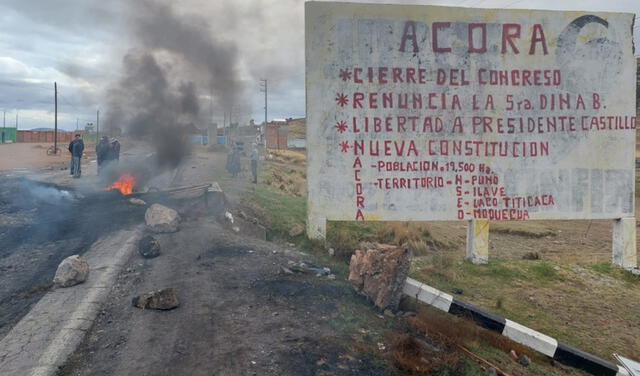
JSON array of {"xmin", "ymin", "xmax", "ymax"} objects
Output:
[
  {"xmin": 96, "ymin": 136, "xmax": 110, "ymax": 175},
  {"xmin": 68, "ymin": 134, "xmax": 84, "ymax": 178},
  {"xmin": 110, "ymin": 138, "xmax": 120, "ymax": 162}
]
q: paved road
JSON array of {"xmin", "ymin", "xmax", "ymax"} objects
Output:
[
  {"xmin": 0, "ymin": 176, "xmax": 145, "ymax": 341},
  {"xmin": 58, "ymin": 217, "xmax": 401, "ymax": 376}
]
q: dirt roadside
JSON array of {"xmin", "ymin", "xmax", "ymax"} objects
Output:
[
  {"xmin": 57, "ymin": 217, "xmax": 406, "ymax": 376},
  {"xmin": 55, "ymin": 146, "xmax": 414, "ymax": 376},
  {"xmin": 0, "ymin": 143, "xmax": 70, "ymax": 172}
]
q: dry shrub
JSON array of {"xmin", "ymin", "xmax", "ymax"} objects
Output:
[
  {"xmin": 387, "ymin": 333, "xmax": 459, "ymax": 374},
  {"xmin": 375, "ymin": 222, "xmax": 451, "ymax": 255},
  {"xmin": 327, "ymin": 227, "xmax": 361, "ymax": 262},
  {"xmin": 265, "ymin": 165, "xmax": 307, "ymax": 196},
  {"xmin": 269, "ymin": 150, "xmax": 306, "ymax": 164},
  {"xmin": 407, "ymin": 312, "xmax": 535, "ymax": 359},
  {"xmin": 419, "ymin": 252, "xmax": 457, "ymax": 281}
]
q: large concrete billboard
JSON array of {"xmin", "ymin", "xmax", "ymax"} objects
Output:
[{"xmin": 306, "ymin": 2, "xmax": 636, "ymax": 238}]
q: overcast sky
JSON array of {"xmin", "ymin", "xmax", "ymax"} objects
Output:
[{"xmin": 0, "ymin": 0, "xmax": 638, "ymax": 131}]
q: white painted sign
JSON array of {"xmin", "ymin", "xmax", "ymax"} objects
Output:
[{"xmin": 306, "ymin": 2, "xmax": 636, "ymax": 238}]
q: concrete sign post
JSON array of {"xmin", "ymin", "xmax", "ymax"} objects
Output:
[{"xmin": 306, "ymin": 2, "xmax": 637, "ymax": 267}]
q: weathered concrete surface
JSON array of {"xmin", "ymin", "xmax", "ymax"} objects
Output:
[
  {"xmin": 466, "ymin": 219, "xmax": 489, "ymax": 264},
  {"xmin": 348, "ymin": 243, "xmax": 412, "ymax": 310},
  {"xmin": 612, "ymin": 217, "xmax": 637, "ymax": 269},
  {"xmin": 306, "ymin": 2, "xmax": 637, "ymax": 239},
  {"xmin": 0, "ymin": 227, "xmax": 143, "ymax": 376}
]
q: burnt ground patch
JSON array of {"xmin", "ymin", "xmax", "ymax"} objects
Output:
[
  {"xmin": 282, "ymin": 336, "xmax": 394, "ymax": 376},
  {"xmin": 0, "ymin": 177, "xmax": 146, "ymax": 339}
]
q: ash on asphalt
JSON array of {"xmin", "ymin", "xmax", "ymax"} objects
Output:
[{"xmin": 0, "ymin": 177, "xmax": 146, "ymax": 339}]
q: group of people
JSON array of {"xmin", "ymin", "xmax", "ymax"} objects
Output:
[
  {"xmin": 225, "ymin": 141, "xmax": 259, "ymax": 184},
  {"xmin": 96, "ymin": 136, "xmax": 121, "ymax": 175},
  {"xmin": 66, "ymin": 134, "xmax": 120, "ymax": 178}
]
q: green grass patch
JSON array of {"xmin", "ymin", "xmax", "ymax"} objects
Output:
[
  {"xmin": 588, "ymin": 262, "xmax": 640, "ymax": 285},
  {"xmin": 460, "ymin": 259, "xmax": 520, "ymax": 282},
  {"xmin": 529, "ymin": 261, "xmax": 563, "ymax": 282}
]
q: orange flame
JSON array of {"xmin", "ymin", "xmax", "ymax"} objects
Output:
[{"xmin": 106, "ymin": 173, "xmax": 135, "ymax": 195}]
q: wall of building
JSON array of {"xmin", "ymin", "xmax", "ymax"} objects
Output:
[
  {"xmin": 266, "ymin": 123, "xmax": 288, "ymax": 150},
  {"xmin": 0, "ymin": 128, "xmax": 17, "ymax": 143},
  {"xmin": 17, "ymin": 130, "xmax": 78, "ymax": 143}
]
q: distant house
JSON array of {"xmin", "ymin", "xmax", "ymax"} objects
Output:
[
  {"xmin": 265, "ymin": 118, "xmax": 307, "ymax": 150},
  {"xmin": 0, "ymin": 127, "xmax": 17, "ymax": 143},
  {"xmin": 266, "ymin": 120, "xmax": 288, "ymax": 150}
]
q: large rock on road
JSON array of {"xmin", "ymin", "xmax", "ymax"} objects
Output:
[
  {"xmin": 53, "ymin": 255, "xmax": 90, "ymax": 287},
  {"xmin": 145, "ymin": 204, "xmax": 180, "ymax": 233},
  {"xmin": 132, "ymin": 288, "xmax": 180, "ymax": 310},
  {"xmin": 348, "ymin": 243, "xmax": 412, "ymax": 311}
]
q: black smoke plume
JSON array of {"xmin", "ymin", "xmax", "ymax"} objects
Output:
[{"xmin": 105, "ymin": 0, "xmax": 244, "ymax": 167}]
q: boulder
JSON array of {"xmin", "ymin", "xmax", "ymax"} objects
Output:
[
  {"xmin": 138, "ymin": 235, "xmax": 161, "ymax": 258},
  {"xmin": 145, "ymin": 204, "xmax": 180, "ymax": 233},
  {"xmin": 348, "ymin": 243, "xmax": 412, "ymax": 310},
  {"xmin": 132, "ymin": 288, "xmax": 180, "ymax": 310},
  {"xmin": 53, "ymin": 255, "xmax": 90, "ymax": 287}
]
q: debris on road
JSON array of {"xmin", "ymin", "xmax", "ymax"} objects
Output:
[
  {"xmin": 132, "ymin": 288, "xmax": 180, "ymax": 310},
  {"xmin": 128, "ymin": 198, "xmax": 147, "ymax": 206},
  {"xmin": 138, "ymin": 235, "xmax": 161, "ymax": 259},
  {"xmin": 287, "ymin": 261, "xmax": 331, "ymax": 276},
  {"xmin": 224, "ymin": 211, "xmax": 234, "ymax": 224},
  {"xmin": 348, "ymin": 243, "xmax": 411, "ymax": 310},
  {"xmin": 516, "ymin": 354, "xmax": 530, "ymax": 367},
  {"xmin": 145, "ymin": 204, "xmax": 180, "ymax": 233},
  {"xmin": 53, "ymin": 255, "xmax": 90, "ymax": 287}
]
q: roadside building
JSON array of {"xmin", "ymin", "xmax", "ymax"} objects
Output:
[
  {"xmin": 16, "ymin": 129, "xmax": 79, "ymax": 143},
  {"xmin": 0, "ymin": 127, "xmax": 17, "ymax": 143},
  {"xmin": 266, "ymin": 119, "xmax": 288, "ymax": 150}
]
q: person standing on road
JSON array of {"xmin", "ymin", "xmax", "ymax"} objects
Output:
[
  {"xmin": 226, "ymin": 144, "xmax": 241, "ymax": 177},
  {"xmin": 68, "ymin": 134, "xmax": 84, "ymax": 178},
  {"xmin": 96, "ymin": 136, "xmax": 110, "ymax": 175},
  {"xmin": 250, "ymin": 143, "xmax": 258, "ymax": 184},
  {"xmin": 110, "ymin": 138, "xmax": 121, "ymax": 163}
]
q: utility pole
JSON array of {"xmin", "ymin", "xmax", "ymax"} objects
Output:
[
  {"xmin": 15, "ymin": 110, "xmax": 18, "ymax": 129},
  {"xmin": 259, "ymin": 79, "xmax": 267, "ymax": 145},
  {"xmin": 96, "ymin": 109, "xmax": 100, "ymax": 142},
  {"xmin": 76, "ymin": 118, "xmax": 79, "ymax": 130},
  {"xmin": 54, "ymin": 82, "xmax": 58, "ymax": 153}
]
